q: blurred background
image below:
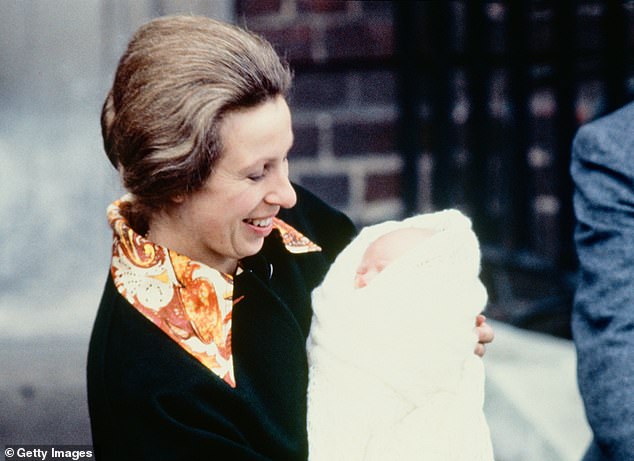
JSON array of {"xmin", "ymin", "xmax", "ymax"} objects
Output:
[{"xmin": 2, "ymin": 0, "xmax": 633, "ymax": 459}]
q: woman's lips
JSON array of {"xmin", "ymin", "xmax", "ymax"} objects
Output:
[
  {"xmin": 243, "ymin": 217, "xmax": 274, "ymax": 235},
  {"xmin": 245, "ymin": 217, "xmax": 273, "ymax": 227}
]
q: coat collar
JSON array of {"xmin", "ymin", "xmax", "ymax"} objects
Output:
[{"xmin": 106, "ymin": 195, "xmax": 320, "ymax": 388}]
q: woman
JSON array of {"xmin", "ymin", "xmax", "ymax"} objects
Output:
[{"xmin": 87, "ymin": 15, "xmax": 493, "ymax": 460}]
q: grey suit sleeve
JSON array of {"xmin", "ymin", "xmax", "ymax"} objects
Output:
[{"xmin": 571, "ymin": 106, "xmax": 634, "ymax": 461}]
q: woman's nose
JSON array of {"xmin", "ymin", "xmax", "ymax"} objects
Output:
[{"xmin": 266, "ymin": 172, "xmax": 297, "ymax": 209}]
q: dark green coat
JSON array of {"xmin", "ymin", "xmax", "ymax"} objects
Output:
[{"xmin": 87, "ymin": 185, "xmax": 356, "ymax": 460}]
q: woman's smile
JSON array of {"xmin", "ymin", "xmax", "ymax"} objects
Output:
[{"xmin": 243, "ymin": 215, "xmax": 276, "ymax": 236}]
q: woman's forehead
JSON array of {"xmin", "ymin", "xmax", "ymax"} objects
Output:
[{"xmin": 217, "ymin": 97, "xmax": 293, "ymax": 163}]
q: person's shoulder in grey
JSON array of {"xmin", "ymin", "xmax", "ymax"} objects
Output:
[
  {"xmin": 572, "ymin": 100, "xmax": 634, "ymax": 168},
  {"xmin": 571, "ymin": 100, "xmax": 634, "ymax": 461}
]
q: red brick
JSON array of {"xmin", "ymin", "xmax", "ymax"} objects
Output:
[
  {"xmin": 289, "ymin": 124, "xmax": 319, "ymax": 158},
  {"xmin": 291, "ymin": 71, "xmax": 348, "ymax": 109},
  {"xmin": 248, "ymin": 24, "xmax": 314, "ymax": 62},
  {"xmin": 332, "ymin": 120, "xmax": 396, "ymax": 156},
  {"xmin": 237, "ymin": 0, "xmax": 283, "ymax": 17},
  {"xmin": 297, "ymin": 0, "xmax": 348, "ymax": 13},
  {"xmin": 324, "ymin": 20, "xmax": 394, "ymax": 59},
  {"xmin": 365, "ymin": 171, "xmax": 402, "ymax": 202},
  {"xmin": 359, "ymin": 70, "xmax": 396, "ymax": 105},
  {"xmin": 299, "ymin": 174, "xmax": 350, "ymax": 208}
]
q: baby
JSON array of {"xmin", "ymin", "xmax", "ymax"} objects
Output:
[
  {"xmin": 306, "ymin": 209, "xmax": 494, "ymax": 461},
  {"xmin": 354, "ymin": 226, "xmax": 437, "ymax": 289}
]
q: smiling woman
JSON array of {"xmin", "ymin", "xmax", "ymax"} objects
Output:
[
  {"xmin": 87, "ymin": 14, "xmax": 496, "ymax": 461},
  {"xmin": 146, "ymin": 95, "xmax": 297, "ymax": 274},
  {"xmin": 87, "ymin": 15, "xmax": 357, "ymax": 460}
]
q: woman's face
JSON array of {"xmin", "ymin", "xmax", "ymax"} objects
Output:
[{"xmin": 154, "ymin": 95, "xmax": 297, "ymax": 273}]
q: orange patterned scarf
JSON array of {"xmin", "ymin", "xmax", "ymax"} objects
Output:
[{"xmin": 107, "ymin": 195, "xmax": 321, "ymax": 388}]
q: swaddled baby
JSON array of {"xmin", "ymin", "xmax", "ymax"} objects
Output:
[{"xmin": 306, "ymin": 209, "xmax": 494, "ymax": 461}]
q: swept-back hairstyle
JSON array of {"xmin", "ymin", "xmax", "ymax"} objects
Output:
[{"xmin": 101, "ymin": 15, "xmax": 292, "ymax": 233}]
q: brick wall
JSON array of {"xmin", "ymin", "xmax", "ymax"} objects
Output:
[
  {"xmin": 237, "ymin": 0, "xmax": 634, "ymax": 257},
  {"xmin": 237, "ymin": 0, "xmax": 406, "ymax": 225},
  {"xmin": 236, "ymin": 0, "xmax": 634, "ymax": 337}
]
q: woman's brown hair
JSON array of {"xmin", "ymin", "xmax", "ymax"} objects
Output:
[{"xmin": 102, "ymin": 15, "xmax": 292, "ymax": 234}]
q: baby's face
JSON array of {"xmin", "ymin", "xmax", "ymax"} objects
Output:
[{"xmin": 354, "ymin": 227, "xmax": 436, "ymax": 288}]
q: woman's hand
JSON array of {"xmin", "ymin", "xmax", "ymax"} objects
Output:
[{"xmin": 474, "ymin": 314, "xmax": 494, "ymax": 357}]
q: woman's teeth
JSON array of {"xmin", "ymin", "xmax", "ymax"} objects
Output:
[{"xmin": 247, "ymin": 218, "xmax": 272, "ymax": 228}]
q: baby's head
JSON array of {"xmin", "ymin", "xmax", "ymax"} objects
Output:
[{"xmin": 354, "ymin": 227, "xmax": 436, "ymax": 288}]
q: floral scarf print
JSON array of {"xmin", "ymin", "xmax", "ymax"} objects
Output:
[{"xmin": 107, "ymin": 195, "xmax": 321, "ymax": 388}]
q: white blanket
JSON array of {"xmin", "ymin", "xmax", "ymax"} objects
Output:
[{"xmin": 307, "ymin": 209, "xmax": 494, "ymax": 460}]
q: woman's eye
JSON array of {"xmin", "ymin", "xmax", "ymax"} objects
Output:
[
  {"xmin": 248, "ymin": 163, "xmax": 272, "ymax": 181},
  {"xmin": 248, "ymin": 168, "xmax": 267, "ymax": 181}
]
